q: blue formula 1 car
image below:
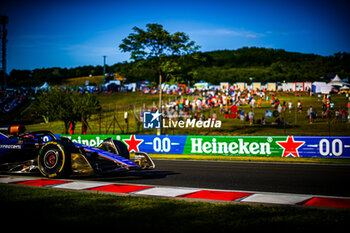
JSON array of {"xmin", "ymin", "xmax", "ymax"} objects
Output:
[{"xmin": 0, "ymin": 125, "xmax": 155, "ymax": 178}]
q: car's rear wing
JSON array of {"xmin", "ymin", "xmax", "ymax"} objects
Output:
[{"xmin": 0, "ymin": 125, "xmax": 26, "ymax": 136}]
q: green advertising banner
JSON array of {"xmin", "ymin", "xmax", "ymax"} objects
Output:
[{"xmin": 183, "ymin": 135, "xmax": 285, "ymax": 157}]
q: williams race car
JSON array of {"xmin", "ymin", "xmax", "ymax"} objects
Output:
[{"xmin": 0, "ymin": 125, "xmax": 155, "ymax": 178}]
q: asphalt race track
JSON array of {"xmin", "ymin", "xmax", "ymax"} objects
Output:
[{"xmin": 82, "ymin": 159, "xmax": 350, "ymax": 197}]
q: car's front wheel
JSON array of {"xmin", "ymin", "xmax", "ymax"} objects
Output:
[{"xmin": 38, "ymin": 141, "xmax": 71, "ymax": 178}]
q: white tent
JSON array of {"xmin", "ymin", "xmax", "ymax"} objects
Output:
[
  {"xmin": 328, "ymin": 74, "xmax": 348, "ymax": 87},
  {"xmin": 39, "ymin": 82, "xmax": 50, "ymax": 90},
  {"xmin": 312, "ymin": 82, "xmax": 332, "ymax": 94},
  {"xmin": 252, "ymin": 82, "xmax": 262, "ymax": 91},
  {"xmin": 280, "ymin": 82, "xmax": 295, "ymax": 91},
  {"xmin": 103, "ymin": 80, "xmax": 121, "ymax": 87},
  {"xmin": 194, "ymin": 82, "xmax": 209, "ymax": 90}
]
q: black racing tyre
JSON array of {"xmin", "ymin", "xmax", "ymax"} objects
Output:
[{"xmin": 38, "ymin": 141, "xmax": 72, "ymax": 178}]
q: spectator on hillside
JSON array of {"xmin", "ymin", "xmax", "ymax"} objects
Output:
[
  {"xmin": 69, "ymin": 122, "xmax": 75, "ymax": 135},
  {"xmin": 307, "ymin": 106, "xmax": 313, "ymax": 124},
  {"xmin": 211, "ymin": 111, "xmax": 217, "ymax": 121},
  {"xmin": 240, "ymin": 109, "xmax": 245, "ymax": 121},
  {"xmin": 334, "ymin": 108, "xmax": 340, "ymax": 124},
  {"xmin": 248, "ymin": 110, "xmax": 254, "ymax": 125},
  {"xmin": 297, "ymin": 100, "xmax": 303, "ymax": 114},
  {"xmin": 288, "ymin": 101, "xmax": 292, "ymax": 113}
]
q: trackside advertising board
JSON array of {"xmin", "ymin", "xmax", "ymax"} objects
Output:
[{"xmin": 59, "ymin": 135, "xmax": 350, "ymax": 158}]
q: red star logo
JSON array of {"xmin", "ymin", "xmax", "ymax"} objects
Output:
[
  {"xmin": 123, "ymin": 135, "xmax": 143, "ymax": 152},
  {"xmin": 276, "ymin": 136, "xmax": 305, "ymax": 157}
]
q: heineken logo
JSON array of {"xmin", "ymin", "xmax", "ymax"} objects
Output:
[{"xmin": 190, "ymin": 138, "xmax": 272, "ymax": 155}]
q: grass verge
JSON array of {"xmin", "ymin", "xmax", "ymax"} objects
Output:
[
  {"xmin": 21, "ymin": 92, "xmax": 350, "ymax": 136},
  {"xmin": 1, "ymin": 184, "xmax": 349, "ymax": 231}
]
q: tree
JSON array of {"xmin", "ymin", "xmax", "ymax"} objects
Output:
[
  {"xmin": 8, "ymin": 69, "xmax": 32, "ymax": 86},
  {"xmin": 34, "ymin": 88, "xmax": 101, "ymax": 134},
  {"xmin": 119, "ymin": 23, "xmax": 199, "ymax": 134},
  {"xmin": 34, "ymin": 88, "xmax": 76, "ymax": 133},
  {"xmin": 73, "ymin": 93, "xmax": 101, "ymax": 134}
]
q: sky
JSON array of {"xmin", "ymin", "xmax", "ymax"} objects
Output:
[{"xmin": 1, "ymin": 0, "xmax": 350, "ymax": 72}]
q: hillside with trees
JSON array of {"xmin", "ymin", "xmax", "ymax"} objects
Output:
[{"xmin": 6, "ymin": 47, "xmax": 350, "ymax": 87}]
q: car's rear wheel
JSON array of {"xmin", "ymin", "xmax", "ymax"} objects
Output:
[{"xmin": 38, "ymin": 141, "xmax": 71, "ymax": 178}]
